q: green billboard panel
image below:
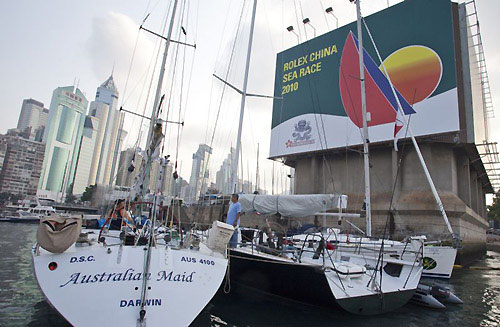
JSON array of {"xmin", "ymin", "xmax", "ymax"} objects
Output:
[{"xmin": 270, "ymin": 0, "xmax": 458, "ymax": 157}]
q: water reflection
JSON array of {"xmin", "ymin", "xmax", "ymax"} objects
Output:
[
  {"xmin": 1, "ymin": 224, "xmax": 498, "ymax": 327},
  {"xmin": 28, "ymin": 301, "xmax": 70, "ymax": 327}
]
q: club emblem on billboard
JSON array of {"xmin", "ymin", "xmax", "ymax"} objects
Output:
[
  {"xmin": 286, "ymin": 120, "xmax": 315, "ymax": 148},
  {"xmin": 270, "ymin": 0, "xmax": 459, "ymax": 158}
]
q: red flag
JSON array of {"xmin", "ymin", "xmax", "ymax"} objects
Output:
[{"xmin": 394, "ymin": 106, "xmax": 404, "ymax": 151}]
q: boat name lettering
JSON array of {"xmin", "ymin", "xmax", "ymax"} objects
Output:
[
  {"xmin": 120, "ymin": 298, "xmax": 162, "ymax": 308},
  {"xmin": 59, "ymin": 268, "xmax": 151, "ymax": 287},
  {"xmin": 181, "ymin": 256, "xmax": 196, "ymax": 263},
  {"xmin": 157, "ymin": 271, "xmax": 195, "ymax": 282},
  {"xmin": 59, "ymin": 268, "xmax": 196, "ymax": 287},
  {"xmin": 70, "ymin": 255, "xmax": 95, "ymax": 263}
]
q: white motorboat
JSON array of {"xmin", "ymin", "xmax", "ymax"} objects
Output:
[
  {"xmin": 18, "ymin": 203, "xmax": 57, "ymax": 216},
  {"xmin": 0, "ymin": 203, "xmax": 57, "ymax": 223}
]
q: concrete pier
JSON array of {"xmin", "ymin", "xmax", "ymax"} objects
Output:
[{"xmin": 288, "ymin": 140, "xmax": 490, "ymax": 265}]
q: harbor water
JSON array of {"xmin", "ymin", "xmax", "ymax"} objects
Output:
[{"xmin": 0, "ymin": 224, "xmax": 498, "ymax": 327}]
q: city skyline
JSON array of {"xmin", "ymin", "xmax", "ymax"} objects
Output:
[{"xmin": 1, "ymin": 0, "xmax": 499, "ymax": 197}]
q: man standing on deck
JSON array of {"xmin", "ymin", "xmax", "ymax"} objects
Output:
[{"xmin": 226, "ymin": 194, "xmax": 241, "ymax": 248}]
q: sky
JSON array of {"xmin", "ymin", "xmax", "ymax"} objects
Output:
[{"xmin": 1, "ymin": 0, "xmax": 499, "ymax": 195}]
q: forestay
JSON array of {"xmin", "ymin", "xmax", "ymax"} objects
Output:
[{"xmin": 239, "ymin": 194, "xmax": 347, "ymax": 217}]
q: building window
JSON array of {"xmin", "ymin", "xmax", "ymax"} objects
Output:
[{"xmin": 56, "ymin": 105, "xmax": 79, "ymax": 144}]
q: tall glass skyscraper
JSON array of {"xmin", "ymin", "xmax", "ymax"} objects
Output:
[
  {"xmin": 37, "ymin": 86, "xmax": 88, "ymax": 201},
  {"xmin": 88, "ymin": 75, "xmax": 124, "ymax": 187}
]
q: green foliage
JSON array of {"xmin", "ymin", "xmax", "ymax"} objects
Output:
[
  {"xmin": 81, "ymin": 184, "xmax": 97, "ymax": 202},
  {"xmin": 65, "ymin": 183, "xmax": 76, "ymax": 204},
  {"xmin": 65, "ymin": 193, "xmax": 77, "ymax": 204},
  {"xmin": 487, "ymin": 191, "xmax": 500, "ymax": 221}
]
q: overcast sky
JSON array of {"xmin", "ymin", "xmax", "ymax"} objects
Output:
[{"xmin": 1, "ymin": 0, "xmax": 499, "ymax": 194}]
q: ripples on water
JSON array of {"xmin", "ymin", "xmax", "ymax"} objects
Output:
[{"xmin": 0, "ymin": 224, "xmax": 498, "ymax": 326}]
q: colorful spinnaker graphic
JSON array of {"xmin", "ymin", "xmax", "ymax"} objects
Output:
[
  {"xmin": 381, "ymin": 45, "xmax": 443, "ymax": 105},
  {"xmin": 339, "ymin": 31, "xmax": 416, "ymax": 128}
]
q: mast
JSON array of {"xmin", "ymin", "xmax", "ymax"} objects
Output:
[
  {"xmin": 230, "ymin": 0, "xmax": 258, "ymax": 194},
  {"xmin": 139, "ymin": 0, "xmax": 179, "ymax": 323},
  {"xmin": 356, "ymin": 0, "xmax": 372, "ymax": 237},
  {"xmin": 272, "ymin": 161, "xmax": 275, "ymax": 195},
  {"xmin": 361, "ymin": 19, "xmax": 457, "ymax": 243},
  {"xmin": 144, "ymin": 0, "xmax": 179, "ymax": 176},
  {"xmin": 256, "ymin": 143, "xmax": 260, "ymax": 192}
]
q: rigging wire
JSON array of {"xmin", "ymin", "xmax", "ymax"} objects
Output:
[
  {"xmin": 174, "ymin": 0, "xmax": 198, "ymax": 183},
  {"xmin": 160, "ymin": 0, "xmax": 186, "ymax": 157},
  {"xmin": 195, "ymin": 0, "xmax": 248, "ymax": 200},
  {"xmin": 169, "ymin": 0, "xmax": 188, "ymax": 154},
  {"xmin": 203, "ymin": 0, "xmax": 235, "ymax": 144},
  {"xmin": 101, "ymin": 0, "xmax": 171, "ymax": 217}
]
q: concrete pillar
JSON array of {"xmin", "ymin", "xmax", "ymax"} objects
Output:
[
  {"xmin": 470, "ymin": 169, "xmax": 478, "ymax": 212},
  {"xmin": 457, "ymin": 154, "xmax": 471, "ymax": 206}
]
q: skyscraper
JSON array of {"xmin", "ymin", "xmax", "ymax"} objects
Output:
[
  {"xmin": 37, "ymin": 86, "xmax": 88, "ymax": 201},
  {"xmin": 115, "ymin": 147, "xmax": 138, "ymax": 187},
  {"xmin": 73, "ymin": 116, "xmax": 99, "ymax": 195},
  {"xmin": 188, "ymin": 144, "xmax": 212, "ymax": 202},
  {"xmin": 88, "ymin": 75, "xmax": 125, "ymax": 187},
  {"xmin": 215, "ymin": 147, "xmax": 236, "ymax": 194},
  {"xmin": 17, "ymin": 98, "xmax": 49, "ymax": 141}
]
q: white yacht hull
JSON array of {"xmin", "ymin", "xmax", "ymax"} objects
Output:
[
  {"xmin": 292, "ymin": 233, "xmax": 456, "ymax": 279},
  {"xmin": 33, "ymin": 240, "xmax": 227, "ymax": 326},
  {"xmin": 421, "ymin": 246, "xmax": 457, "ymax": 278},
  {"xmin": 325, "ymin": 252, "xmax": 422, "ymax": 315}
]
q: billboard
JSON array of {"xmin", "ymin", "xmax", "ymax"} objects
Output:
[{"xmin": 270, "ymin": 0, "xmax": 459, "ymax": 158}]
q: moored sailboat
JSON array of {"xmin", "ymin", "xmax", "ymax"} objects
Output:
[
  {"xmin": 215, "ymin": 0, "xmax": 425, "ymax": 315},
  {"xmin": 32, "ymin": 1, "xmax": 233, "ymax": 325}
]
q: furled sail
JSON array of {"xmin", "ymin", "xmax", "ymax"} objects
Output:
[{"xmin": 238, "ymin": 194, "xmax": 347, "ymax": 217}]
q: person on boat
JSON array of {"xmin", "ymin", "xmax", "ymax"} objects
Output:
[
  {"xmin": 226, "ymin": 194, "xmax": 242, "ymax": 248},
  {"xmin": 107, "ymin": 199, "xmax": 136, "ymax": 230}
]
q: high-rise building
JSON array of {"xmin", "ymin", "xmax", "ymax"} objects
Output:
[
  {"xmin": 89, "ymin": 75, "xmax": 125, "ymax": 187},
  {"xmin": 17, "ymin": 98, "xmax": 49, "ymax": 141},
  {"xmin": 0, "ymin": 137, "xmax": 8, "ymax": 174},
  {"xmin": 188, "ymin": 144, "xmax": 212, "ymax": 202},
  {"xmin": 171, "ymin": 177, "xmax": 189, "ymax": 199},
  {"xmin": 0, "ymin": 130, "xmax": 45, "ymax": 197},
  {"xmin": 162, "ymin": 163, "xmax": 173, "ymax": 196},
  {"xmin": 116, "ymin": 148, "xmax": 174, "ymax": 197},
  {"xmin": 37, "ymin": 86, "xmax": 88, "ymax": 201},
  {"xmin": 73, "ymin": 116, "xmax": 100, "ymax": 195},
  {"xmin": 87, "ymin": 101, "xmax": 109, "ymax": 185},
  {"xmin": 215, "ymin": 147, "xmax": 236, "ymax": 194},
  {"xmin": 116, "ymin": 147, "xmax": 137, "ymax": 187}
]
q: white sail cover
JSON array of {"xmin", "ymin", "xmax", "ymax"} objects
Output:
[{"xmin": 239, "ymin": 194, "xmax": 347, "ymax": 217}]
